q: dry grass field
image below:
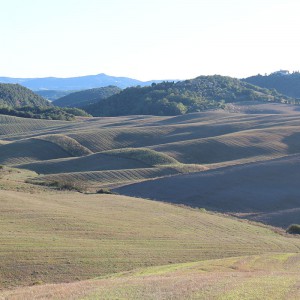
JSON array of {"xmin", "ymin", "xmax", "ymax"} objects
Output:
[
  {"xmin": 1, "ymin": 102, "xmax": 300, "ymax": 298},
  {"xmin": 2, "ymin": 253, "xmax": 300, "ymax": 299},
  {"xmin": 0, "ymin": 168, "xmax": 300, "ymax": 297},
  {"xmin": 0, "ymin": 168, "xmax": 300, "ymax": 288}
]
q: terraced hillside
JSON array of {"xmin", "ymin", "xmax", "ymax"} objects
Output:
[
  {"xmin": 18, "ymin": 152, "xmax": 152, "ymax": 174},
  {"xmin": 1, "ymin": 102, "xmax": 300, "ymax": 222},
  {"xmin": 0, "ymin": 139, "xmax": 72, "ymax": 165},
  {"xmin": 0, "ymin": 114, "xmax": 69, "ymax": 138}
]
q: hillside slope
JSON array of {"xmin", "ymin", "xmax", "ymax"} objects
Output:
[
  {"xmin": 1, "ymin": 103, "xmax": 300, "ymax": 298},
  {"xmin": 83, "ymin": 75, "xmax": 293, "ymax": 117},
  {"xmin": 0, "ymin": 84, "xmax": 91, "ymax": 120},
  {"xmin": 0, "ymin": 138, "xmax": 73, "ymax": 165},
  {"xmin": 35, "ymin": 90, "xmax": 74, "ymax": 101},
  {"xmin": 1, "ymin": 104, "xmax": 300, "ymax": 226},
  {"xmin": 0, "ymin": 178, "xmax": 299, "ymax": 289},
  {"xmin": 243, "ymin": 72, "xmax": 300, "ymax": 98},
  {"xmin": 0, "ymin": 83, "xmax": 50, "ymax": 107},
  {"xmin": 53, "ymin": 86, "xmax": 121, "ymax": 107},
  {"xmin": 115, "ymin": 154, "xmax": 300, "ymax": 228}
]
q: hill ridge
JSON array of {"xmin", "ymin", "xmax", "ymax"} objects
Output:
[
  {"xmin": 53, "ymin": 86, "xmax": 121, "ymax": 107},
  {"xmin": 83, "ymin": 75, "xmax": 294, "ymax": 117},
  {"xmin": 0, "ymin": 83, "xmax": 50, "ymax": 107}
]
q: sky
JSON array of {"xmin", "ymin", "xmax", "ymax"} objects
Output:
[{"xmin": 1, "ymin": 0, "xmax": 300, "ymax": 81}]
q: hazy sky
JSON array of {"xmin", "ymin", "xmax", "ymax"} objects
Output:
[{"xmin": 1, "ymin": 0, "xmax": 300, "ymax": 80}]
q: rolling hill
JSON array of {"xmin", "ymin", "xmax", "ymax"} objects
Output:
[
  {"xmin": 115, "ymin": 154, "xmax": 300, "ymax": 228},
  {"xmin": 243, "ymin": 71, "xmax": 300, "ymax": 99},
  {"xmin": 83, "ymin": 75, "xmax": 293, "ymax": 117},
  {"xmin": 0, "ymin": 84, "xmax": 90, "ymax": 120},
  {"xmin": 1, "ymin": 101, "xmax": 300, "ymax": 299},
  {"xmin": 0, "ymin": 83, "xmax": 50, "ymax": 107},
  {"xmin": 1, "ymin": 104, "xmax": 300, "ymax": 226},
  {"xmin": 35, "ymin": 90, "xmax": 75, "ymax": 101},
  {"xmin": 53, "ymin": 86, "xmax": 121, "ymax": 108}
]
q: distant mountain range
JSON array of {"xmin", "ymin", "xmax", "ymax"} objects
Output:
[{"xmin": 0, "ymin": 73, "xmax": 165, "ymax": 91}]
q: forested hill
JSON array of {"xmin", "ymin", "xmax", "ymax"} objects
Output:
[
  {"xmin": 243, "ymin": 72, "xmax": 300, "ymax": 99},
  {"xmin": 83, "ymin": 75, "xmax": 293, "ymax": 117},
  {"xmin": 0, "ymin": 83, "xmax": 90, "ymax": 120},
  {"xmin": 53, "ymin": 86, "xmax": 121, "ymax": 108},
  {"xmin": 0, "ymin": 83, "xmax": 50, "ymax": 107},
  {"xmin": 35, "ymin": 90, "xmax": 75, "ymax": 101}
]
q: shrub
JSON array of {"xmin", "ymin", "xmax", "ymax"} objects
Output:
[
  {"xmin": 33, "ymin": 179, "xmax": 88, "ymax": 193},
  {"xmin": 53, "ymin": 180, "xmax": 88, "ymax": 192},
  {"xmin": 286, "ymin": 224, "xmax": 300, "ymax": 235},
  {"xmin": 96, "ymin": 188, "xmax": 113, "ymax": 194}
]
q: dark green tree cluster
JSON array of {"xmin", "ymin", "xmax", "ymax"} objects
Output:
[
  {"xmin": 0, "ymin": 83, "xmax": 50, "ymax": 107},
  {"xmin": 83, "ymin": 76, "xmax": 293, "ymax": 117},
  {"xmin": 0, "ymin": 83, "xmax": 90, "ymax": 120},
  {"xmin": 286, "ymin": 224, "xmax": 300, "ymax": 235},
  {"xmin": 177, "ymin": 75, "xmax": 293, "ymax": 103},
  {"xmin": 0, "ymin": 104, "xmax": 90, "ymax": 120},
  {"xmin": 83, "ymin": 81, "xmax": 221, "ymax": 117}
]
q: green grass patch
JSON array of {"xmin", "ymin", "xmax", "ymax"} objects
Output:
[
  {"xmin": 37, "ymin": 134, "xmax": 92, "ymax": 157},
  {"xmin": 102, "ymin": 148, "xmax": 179, "ymax": 166}
]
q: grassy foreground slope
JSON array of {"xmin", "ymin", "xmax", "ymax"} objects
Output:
[
  {"xmin": 1, "ymin": 168, "xmax": 300, "ymax": 290},
  {"xmin": 3, "ymin": 253, "xmax": 300, "ymax": 299}
]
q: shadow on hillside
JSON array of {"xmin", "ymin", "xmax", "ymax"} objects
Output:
[{"xmin": 283, "ymin": 132, "xmax": 300, "ymax": 154}]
